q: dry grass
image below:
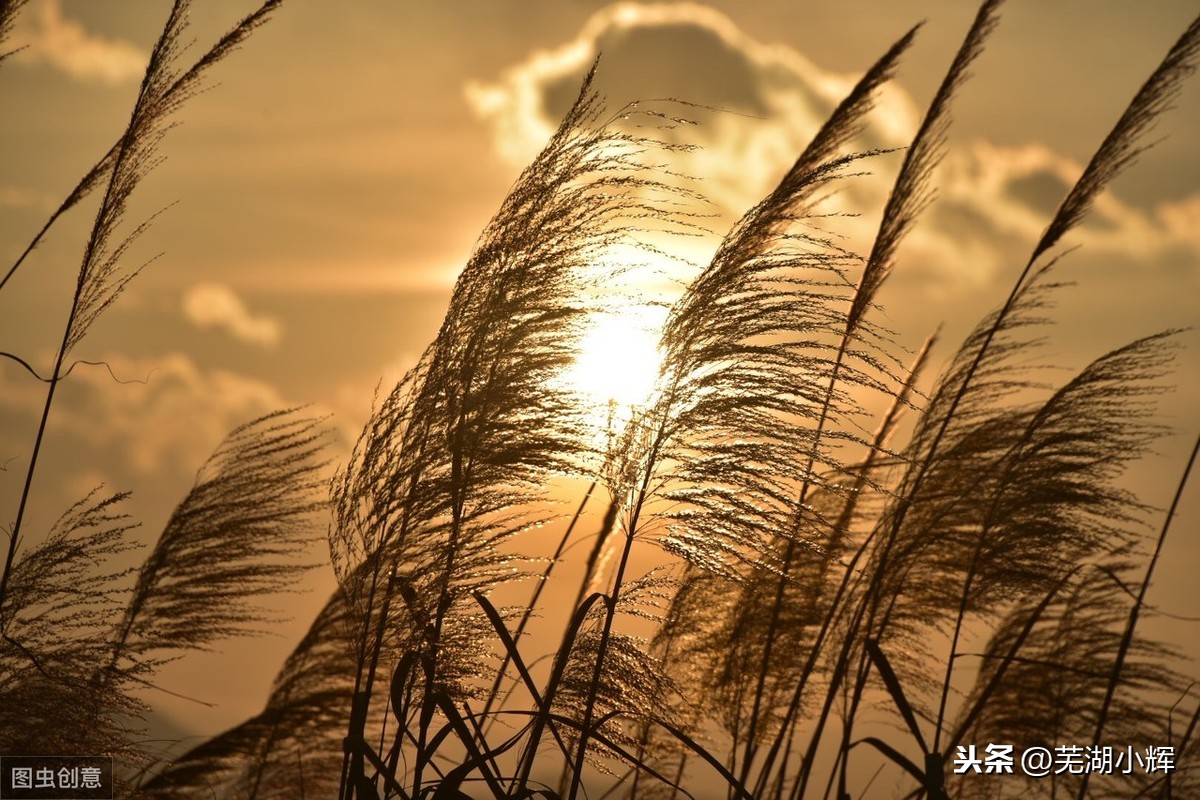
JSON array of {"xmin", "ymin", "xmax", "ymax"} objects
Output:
[{"xmin": 2, "ymin": 2, "xmax": 1198, "ymax": 798}]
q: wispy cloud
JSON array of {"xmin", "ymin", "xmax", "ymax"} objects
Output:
[
  {"xmin": 0, "ymin": 352, "xmax": 288, "ymax": 476},
  {"xmin": 0, "ymin": 186, "xmax": 39, "ymax": 209},
  {"xmin": 10, "ymin": 0, "xmax": 146, "ymax": 85},
  {"xmin": 182, "ymin": 282, "xmax": 282, "ymax": 348},
  {"xmin": 467, "ymin": 2, "xmax": 1200, "ymax": 297},
  {"xmin": 464, "ymin": 1, "xmax": 917, "ymax": 216},
  {"xmin": 897, "ymin": 141, "xmax": 1200, "ymax": 291}
]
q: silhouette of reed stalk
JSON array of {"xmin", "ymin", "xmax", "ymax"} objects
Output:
[
  {"xmin": 155, "ymin": 4, "xmax": 1199, "ymax": 798},
  {"xmin": 5, "ymin": 2, "xmax": 1199, "ymax": 798},
  {"xmin": 1, "ymin": 2, "xmax": 332, "ymax": 793}
]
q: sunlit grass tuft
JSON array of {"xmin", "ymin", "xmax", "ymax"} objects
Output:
[{"xmin": 3, "ymin": 2, "xmax": 1199, "ymax": 799}]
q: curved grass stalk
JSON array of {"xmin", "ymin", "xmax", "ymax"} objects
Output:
[
  {"xmin": 1, "ymin": 0, "xmax": 190, "ymax": 624},
  {"xmin": 0, "ymin": 0, "xmax": 285, "ymax": 297},
  {"xmin": 795, "ymin": 12, "xmax": 1200, "ymax": 798},
  {"xmin": 568, "ymin": 426, "xmax": 671, "ymax": 800},
  {"xmin": 733, "ymin": 25, "xmax": 922, "ymax": 785},
  {"xmin": 743, "ymin": 0, "xmax": 999, "ymax": 781},
  {"xmin": 753, "ymin": 332, "xmax": 936, "ymax": 800},
  {"xmin": 1076, "ymin": 431, "xmax": 1200, "ymax": 800},
  {"xmin": 928, "ymin": 332, "xmax": 1181, "ymax": 753},
  {"xmin": 1, "ymin": 0, "xmax": 288, "ymax": 623},
  {"xmin": 476, "ymin": 479, "xmax": 597, "ymax": 737},
  {"xmin": 616, "ymin": 22, "xmax": 932, "ymax": 787},
  {"xmin": 330, "ymin": 62, "xmax": 698, "ymax": 798},
  {"xmin": 778, "ymin": 2, "xmax": 1005, "ymax": 793}
]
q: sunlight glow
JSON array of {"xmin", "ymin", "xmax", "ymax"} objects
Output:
[{"xmin": 564, "ymin": 305, "xmax": 665, "ymax": 424}]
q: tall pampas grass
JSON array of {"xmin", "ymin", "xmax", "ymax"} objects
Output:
[
  {"xmin": 4, "ymin": 1, "xmax": 1198, "ymax": 798},
  {"xmin": 1, "ymin": 1, "xmax": 333, "ymax": 794}
]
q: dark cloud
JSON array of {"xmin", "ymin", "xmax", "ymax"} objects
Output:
[
  {"xmin": 539, "ymin": 20, "xmax": 775, "ymax": 119},
  {"xmin": 3, "ymin": 0, "xmax": 1198, "ymax": 742},
  {"xmin": 1006, "ymin": 169, "xmax": 1072, "ymax": 217},
  {"xmin": 467, "ymin": 3, "xmax": 916, "ymax": 224}
]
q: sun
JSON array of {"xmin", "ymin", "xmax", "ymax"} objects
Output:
[
  {"xmin": 562, "ymin": 305, "xmax": 665, "ymax": 424},
  {"xmin": 557, "ymin": 240, "xmax": 688, "ymax": 435}
]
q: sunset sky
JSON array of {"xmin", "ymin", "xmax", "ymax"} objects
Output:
[{"xmin": 2, "ymin": 0, "xmax": 1198, "ymax": 746}]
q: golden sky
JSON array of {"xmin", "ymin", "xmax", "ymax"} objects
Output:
[{"xmin": 2, "ymin": 0, "xmax": 1198, "ymax": 743}]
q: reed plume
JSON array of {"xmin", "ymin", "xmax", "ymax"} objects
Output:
[
  {"xmin": 950, "ymin": 563, "xmax": 1188, "ymax": 800},
  {"xmin": 1, "ymin": 0, "xmax": 289, "ymax": 629},
  {"xmin": 0, "ymin": 408, "xmax": 327, "ymax": 794},
  {"xmin": 6, "ymin": 2, "xmax": 1197, "ymax": 798},
  {"xmin": 0, "ymin": 0, "xmax": 28, "ymax": 64},
  {"xmin": 327, "ymin": 61, "xmax": 699, "ymax": 798}
]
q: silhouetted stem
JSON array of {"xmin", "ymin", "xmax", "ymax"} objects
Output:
[
  {"xmin": 479, "ymin": 479, "xmax": 598, "ymax": 735},
  {"xmin": 0, "ymin": 0, "xmax": 184, "ymax": 617},
  {"xmin": 1076, "ymin": 432, "xmax": 1199, "ymax": 800}
]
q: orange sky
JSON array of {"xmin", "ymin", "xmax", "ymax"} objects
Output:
[{"xmin": 2, "ymin": 0, "xmax": 1198, "ymax": 747}]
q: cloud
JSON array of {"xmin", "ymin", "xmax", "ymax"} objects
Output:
[
  {"xmin": 9, "ymin": 0, "xmax": 147, "ymax": 85},
  {"xmin": 896, "ymin": 141, "xmax": 1200, "ymax": 292},
  {"xmin": 182, "ymin": 282, "xmax": 282, "ymax": 348},
  {"xmin": 0, "ymin": 186, "xmax": 38, "ymax": 209},
  {"xmin": 0, "ymin": 352, "xmax": 291, "ymax": 476},
  {"xmin": 466, "ymin": 3, "xmax": 1200, "ymax": 299},
  {"xmin": 464, "ymin": 2, "xmax": 918, "ymax": 217},
  {"xmin": 1156, "ymin": 193, "xmax": 1200, "ymax": 258}
]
